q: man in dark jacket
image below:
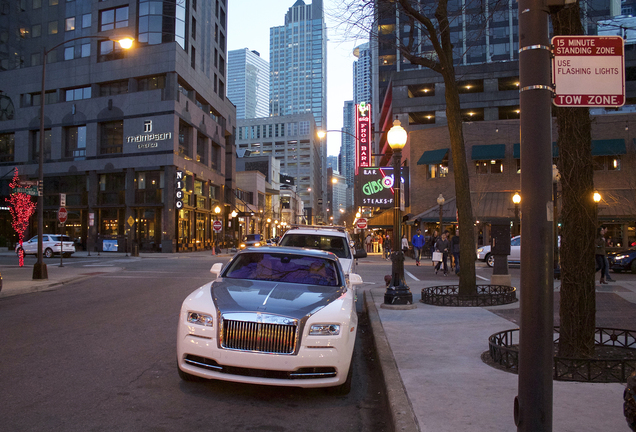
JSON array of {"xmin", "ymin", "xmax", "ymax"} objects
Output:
[
  {"xmin": 450, "ymin": 231, "xmax": 460, "ymax": 275},
  {"xmin": 434, "ymin": 231, "xmax": 450, "ymax": 276}
]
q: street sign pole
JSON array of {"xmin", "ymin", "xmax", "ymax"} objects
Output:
[{"xmin": 58, "ymin": 207, "xmax": 68, "ymax": 267}]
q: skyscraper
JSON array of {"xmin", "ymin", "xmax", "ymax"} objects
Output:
[
  {"xmin": 269, "ymin": 0, "xmax": 327, "ymax": 220},
  {"xmin": 340, "ymin": 100, "xmax": 355, "ymax": 189},
  {"xmin": 227, "ymin": 49, "xmax": 269, "ymax": 119},
  {"xmin": 353, "ymin": 43, "xmax": 372, "ymax": 106}
]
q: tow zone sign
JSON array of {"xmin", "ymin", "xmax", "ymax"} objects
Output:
[{"xmin": 552, "ymin": 36, "xmax": 624, "ymax": 107}]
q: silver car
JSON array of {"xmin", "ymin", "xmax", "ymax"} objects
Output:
[{"xmin": 15, "ymin": 234, "xmax": 76, "ymax": 258}]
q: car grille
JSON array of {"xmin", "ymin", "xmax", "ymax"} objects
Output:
[{"xmin": 222, "ymin": 319, "xmax": 297, "ymax": 354}]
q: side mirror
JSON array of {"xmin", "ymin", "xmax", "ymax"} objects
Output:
[
  {"xmin": 349, "ymin": 273, "xmax": 363, "ymax": 285},
  {"xmin": 210, "ymin": 262, "xmax": 223, "ymax": 278},
  {"xmin": 353, "ymin": 249, "xmax": 367, "ymax": 259}
]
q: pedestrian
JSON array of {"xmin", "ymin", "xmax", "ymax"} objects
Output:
[
  {"xmin": 603, "ymin": 227, "xmax": 615, "ymax": 282},
  {"xmin": 401, "ymin": 234, "xmax": 409, "ymax": 257},
  {"xmin": 377, "ymin": 233, "xmax": 383, "ymax": 256},
  {"xmin": 434, "ymin": 231, "xmax": 450, "ymax": 276},
  {"xmin": 365, "ymin": 233, "xmax": 372, "ymax": 252},
  {"xmin": 595, "ymin": 226, "xmax": 608, "ymax": 284},
  {"xmin": 429, "ymin": 230, "xmax": 439, "ymax": 266},
  {"xmin": 383, "ymin": 234, "xmax": 391, "ymax": 260},
  {"xmin": 372, "ymin": 233, "xmax": 379, "ymax": 253},
  {"xmin": 412, "ymin": 229, "xmax": 425, "ymax": 266},
  {"xmin": 450, "ymin": 230, "xmax": 460, "ymax": 275}
]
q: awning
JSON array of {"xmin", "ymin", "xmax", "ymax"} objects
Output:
[
  {"xmin": 597, "ymin": 189, "xmax": 636, "ymax": 221},
  {"xmin": 412, "ymin": 197, "xmax": 457, "ymax": 223},
  {"xmin": 417, "ymin": 148, "xmax": 449, "ymax": 165},
  {"xmin": 514, "ymin": 143, "xmax": 559, "ymax": 158},
  {"xmin": 592, "ymin": 139, "xmax": 626, "ymax": 156},
  {"xmin": 471, "ymin": 144, "xmax": 506, "ymax": 160}
]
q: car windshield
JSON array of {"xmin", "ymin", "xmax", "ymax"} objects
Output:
[
  {"xmin": 279, "ymin": 234, "xmax": 351, "ymax": 259},
  {"xmin": 224, "ymin": 252, "xmax": 340, "ymax": 286},
  {"xmin": 244, "ymin": 234, "xmax": 261, "ymax": 242}
]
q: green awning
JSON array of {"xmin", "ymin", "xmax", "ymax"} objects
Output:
[
  {"xmin": 514, "ymin": 143, "xmax": 559, "ymax": 158},
  {"xmin": 592, "ymin": 139, "xmax": 626, "ymax": 156},
  {"xmin": 417, "ymin": 148, "xmax": 449, "ymax": 165},
  {"xmin": 471, "ymin": 144, "xmax": 506, "ymax": 160}
]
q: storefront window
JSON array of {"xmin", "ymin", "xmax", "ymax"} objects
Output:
[
  {"xmin": 178, "ymin": 209, "xmax": 191, "ymax": 244},
  {"xmin": 196, "ymin": 212, "xmax": 206, "ymax": 244}
]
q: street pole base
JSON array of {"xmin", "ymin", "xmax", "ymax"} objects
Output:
[
  {"xmin": 32, "ymin": 262, "xmax": 48, "ymax": 280},
  {"xmin": 384, "ymin": 284, "xmax": 413, "ymax": 305}
]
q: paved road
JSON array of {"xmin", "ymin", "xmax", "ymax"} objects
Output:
[{"xmin": 0, "ymin": 253, "xmax": 391, "ymax": 431}]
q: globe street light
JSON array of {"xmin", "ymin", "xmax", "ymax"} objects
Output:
[
  {"xmin": 512, "ymin": 192, "xmax": 521, "ymax": 236},
  {"xmin": 437, "ymin": 193, "xmax": 445, "ymax": 233},
  {"xmin": 383, "ymin": 119, "xmax": 412, "ymax": 305},
  {"xmin": 33, "ymin": 34, "xmax": 134, "ymax": 280}
]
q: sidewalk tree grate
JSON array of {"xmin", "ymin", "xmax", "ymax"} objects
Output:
[
  {"xmin": 420, "ymin": 284, "xmax": 518, "ymax": 307},
  {"xmin": 487, "ymin": 327, "xmax": 636, "ymax": 383}
]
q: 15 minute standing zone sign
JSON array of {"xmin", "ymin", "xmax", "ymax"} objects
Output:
[{"xmin": 552, "ymin": 35, "xmax": 625, "ymax": 107}]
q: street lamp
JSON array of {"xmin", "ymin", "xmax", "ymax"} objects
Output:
[
  {"xmin": 437, "ymin": 193, "xmax": 445, "ymax": 233},
  {"xmin": 33, "ymin": 34, "xmax": 134, "ymax": 280},
  {"xmin": 383, "ymin": 119, "xmax": 412, "ymax": 305},
  {"xmin": 512, "ymin": 192, "xmax": 521, "ymax": 236}
]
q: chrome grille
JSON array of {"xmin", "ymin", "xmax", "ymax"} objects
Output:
[{"xmin": 222, "ymin": 319, "xmax": 297, "ymax": 354}]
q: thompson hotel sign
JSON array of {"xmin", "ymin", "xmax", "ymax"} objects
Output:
[
  {"xmin": 127, "ymin": 120, "xmax": 172, "ymax": 149},
  {"xmin": 355, "ymin": 102, "xmax": 371, "ymax": 174}
]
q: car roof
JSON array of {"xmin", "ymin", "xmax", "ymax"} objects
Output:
[
  {"xmin": 281, "ymin": 227, "xmax": 349, "ymax": 237},
  {"xmin": 238, "ymin": 245, "xmax": 339, "ymax": 259}
]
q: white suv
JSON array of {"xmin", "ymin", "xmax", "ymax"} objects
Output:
[
  {"xmin": 16, "ymin": 234, "xmax": 76, "ymax": 258},
  {"xmin": 278, "ymin": 226, "xmax": 366, "ymax": 277}
]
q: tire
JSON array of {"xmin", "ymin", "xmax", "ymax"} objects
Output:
[
  {"xmin": 15, "ymin": 247, "xmax": 23, "ymax": 256},
  {"xmin": 44, "ymin": 248, "xmax": 54, "ymax": 258},
  {"xmin": 486, "ymin": 254, "xmax": 494, "ymax": 268}
]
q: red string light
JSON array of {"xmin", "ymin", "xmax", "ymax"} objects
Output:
[{"xmin": 5, "ymin": 167, "xmax": 36, "ymax": 267}]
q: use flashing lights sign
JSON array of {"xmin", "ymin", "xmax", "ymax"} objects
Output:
[{"xmin": 355, "ymin": 102, "xmax": 371, "ymax": 174}]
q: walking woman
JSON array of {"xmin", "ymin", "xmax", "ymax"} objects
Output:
[{"xmin": 595, "ymin": 226, "xmax": 608, "ymax": 284}]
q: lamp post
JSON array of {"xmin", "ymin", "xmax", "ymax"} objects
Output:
[
  {"xmin": 383, "ymin": 119, "xmax": 412, "ymax": 305},
  {"xmin": 513, "ymin": 192, "xmax": 521, "ymax": 236},
  {"xmin": 437, "ymin": 193, "xmax": 445, "ymax": 234},
  {"xmin": 553, "ymin": 165, "xmax": 561, "ymax": 275},
  {"xmin": 33, "ymin": 34, "xmax": 133, "ymax": 280}
]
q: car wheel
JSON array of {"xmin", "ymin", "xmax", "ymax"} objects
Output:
[
  {"xmin": 44, "ymin": 248, "xmax": 54, "ymax": 258},
  {"xmin": 486, "ymin": 254, "xmax": 494, "ymax": 268},
  {"xmin": 15, "ymin": 247, "xmax": 23, "ymax": 256}
]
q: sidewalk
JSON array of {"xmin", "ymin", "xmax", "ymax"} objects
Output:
[{"xmin": 364, "ymin": 257, "xmax": 634, "ymax": 432}]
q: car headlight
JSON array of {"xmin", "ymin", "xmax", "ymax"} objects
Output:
[
  {"xmin": 615, "ymin": 254, "xmax": 628, "ymax": 260},
  {"xmin": 187, "ymin": 312, "xmax": 214, "ymax": 327},
  {"xmin": 240, "ymin": 243, "xmax": 246, "ymax": 248},
  {"xmin": 477, "ymin": 248, "xmax": 484, "ymax": 253},
  {"xmin": 254, "ymin": 242, "xmax": 261, "ymax": 247},
  {"xmin": 309, "ymin": 324, "xmax": 340, "ymax": 335}
]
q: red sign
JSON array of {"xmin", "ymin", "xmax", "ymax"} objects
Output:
[
  {"xmin": 355, "ymin": 102, "xmax": 371, "ymax": 174},
  {"xmin": 58, "ymin": 207, "xmax": 68, "ymax": 224},
  {"xmin": 552, "ymin": 36, "xmax": 624, "ymax": 107},
  {"xmin": 213, "ymin": 220, "xmax": 222, "ymax": 232},
  {"xmin": 356, "ymin": 218, "xmax": 368, "ymax": 230}
]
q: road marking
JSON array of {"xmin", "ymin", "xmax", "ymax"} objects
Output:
[
  {"xmin": 405, "ymin": 270, "xmax": 420, "ymax": 281},
  {"xmin": 83, "ymin": 264, "xmax": 115, "ymax": 267},
  {"xmin": 476, "ymin": 274, "xmax": 489, "ymax": 281}
]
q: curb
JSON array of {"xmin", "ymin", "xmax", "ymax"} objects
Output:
[{"xmin": 364, "ymin": 289, "xmax": 420, "ymax": 432}]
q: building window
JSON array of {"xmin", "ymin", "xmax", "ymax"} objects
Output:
[
  {"xmin": 99, "ymin": 80, "xmax": 128, "ymax": 96},
  {"xmin": 81, "ymin": 43, "xmax": 90, "ymax": 57},
  {"xmin": 49, "ymin": 0, "xmax": 58, "ymax": 5},
  {"xmin": 191, "ymin": 46, "xmax": 196, "ymax": 69},
  {"xmin": 179, "ymin": 121, "xmax": 192, "ymax": 160},
  {"xmin": 100, "ymin": 120, "xmax": 123, "ymax": 154},
  {"xmin": 593, "ymin": 156, "xmax": 621, "ymax": 171},
  {"xmin": 428, "ymin": 161, "xmax": 449, "ymax": 179},
  {"xmin": 23, "ymin": 90, "xmax": 56, "ymax": 107},
  {"xmin": 137, "ymin": 75, "xmax": 165, "ymax": 91},
  {"xmin": 31, "ymin": 129, "xmax": 52, "ymax": 162},
  {"xmin": 82, "ymin": 13, "xmax": 91, "ymax": 28},
  {"xmin": 65, "ymin": 86, "xmax": 91, "ymax": 101},
  {"xmin": 197, "ymin": 132, "xmax": 207, "ymax": 164},
  {"xmin": 98, "ymin": 40, "xmax": 125, "ymax": 61},
  {"xmin": 0, "ymin": 133, "xmax": 15, "ymax": 162},
  {"xmin": 475, "ymin": 160, "xmax": 504, "ymax": 174},
  {"xmin": 33, "ymin": 0, "xmax": 41, "ymax": 9},
  {"xmin": 65, "ymin": 17, "xmax": 75, "ymax": 31},
  {"xmin": 211, "ymin": 141, "xmax": 221, "ymax": 170},
  {"xmin": 32, "ymin": 24, "xmax": 41, "ymax": 38},
  {"xmin": 191, "ymin": 17, "xmax": 196, "ymax": 39},
  {"xmin": 65, "ymin": 125, "xmax": 87, "ymax": 158},
  {"xmin": 64, "ymin": 46, "xmax": 74, "ymax": 60},
  {"xmin": 99, "ymin": 6, "xmax": 128, "ymax": 31},
  {"xmin": 138, "ymin": 0, "xmax": 186, "ymax": 50},
  {"xmin": 48, "ymin": 21, "xmax": 58, "ymax": 35}
]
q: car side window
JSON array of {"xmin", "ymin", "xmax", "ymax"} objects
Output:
[{"xmin": 511, "ymin": 237, "xmax": 521, "ymax": 247}]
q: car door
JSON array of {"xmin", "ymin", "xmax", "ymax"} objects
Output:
[
  {"xmin": 509, "ymin": 236, "xmax": 521, "ymax": 263},
  {"xmin": 22, "ymin": 236, "xmax": 40, "ymax": 254}
]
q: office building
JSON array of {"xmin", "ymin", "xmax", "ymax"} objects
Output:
[
  {"xmin": 227, "ymin": 48, "xmax": 269, "ymax": 119},
  {"xmin": 353, "ymin": 42, "xmax": 372, "ymax": 106},
  {"xmin": 0, "ymin": 0, "xmax": 236, "ymax": 253}
]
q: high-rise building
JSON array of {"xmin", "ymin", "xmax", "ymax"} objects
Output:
[
  {"xmin": 327, "ymin": 155, "xmax": 339, "ymax": 173},
  {"xmin": 340, "ymin": 100, "xmax": 355, "ymax": 188},
  {"xmin": 269, "ymin": 0, "xmax": 327, "ymax": 219},
  {"xmin": 227, "ymin": 49, "xmax": 269, "ymax": 119},
  {"xmin": 0, "ymin": 0, "xmax": 235, "ymax": 253},
  {"xmin": 353, "ymin": 43, "xmax": 372, "ymax": 106}
]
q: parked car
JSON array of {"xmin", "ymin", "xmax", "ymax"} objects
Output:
[
  {"xmin": 15, "ymin": 234, "xmax": 76, "ymax": 258},
  {"xmin": 608, "ymin": 247, "xmax": 636, "ymax": 274},
  {"xmin": 278, "ymin": 225, "xmax": 366, "ymax": 277},
  {"xmin": 176, "ymin": 246, "xmax": 363, "ymax": 393},
  {"xmin": 476, "ymin": 235, "xmax": 521, "ymax": 267},
  {"xmin": 239, "ymin": 233, "xmax": 262, "ymax": 249}
]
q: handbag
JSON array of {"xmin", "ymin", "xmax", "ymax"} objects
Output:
[{"xmin": 432, "ymin": 251, "xmax": 443, "ymax": 262}]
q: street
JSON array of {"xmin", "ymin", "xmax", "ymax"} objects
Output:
[{"xmin": 0, "ymin": 253, "xmax": 390, "ymax": 432}]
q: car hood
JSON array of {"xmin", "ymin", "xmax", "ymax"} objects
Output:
[{"xmin": 210, "ymin": 278, "xmax": 346, "ymax": 320}]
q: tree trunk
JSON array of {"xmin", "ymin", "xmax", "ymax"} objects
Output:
[
  {"xmin": 442, "ymin": 68, "xmax": 477, "ymax": 295},
  {"xmin": 551, "ymin": 4, "xmax": 596, "ymax": 358}
]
